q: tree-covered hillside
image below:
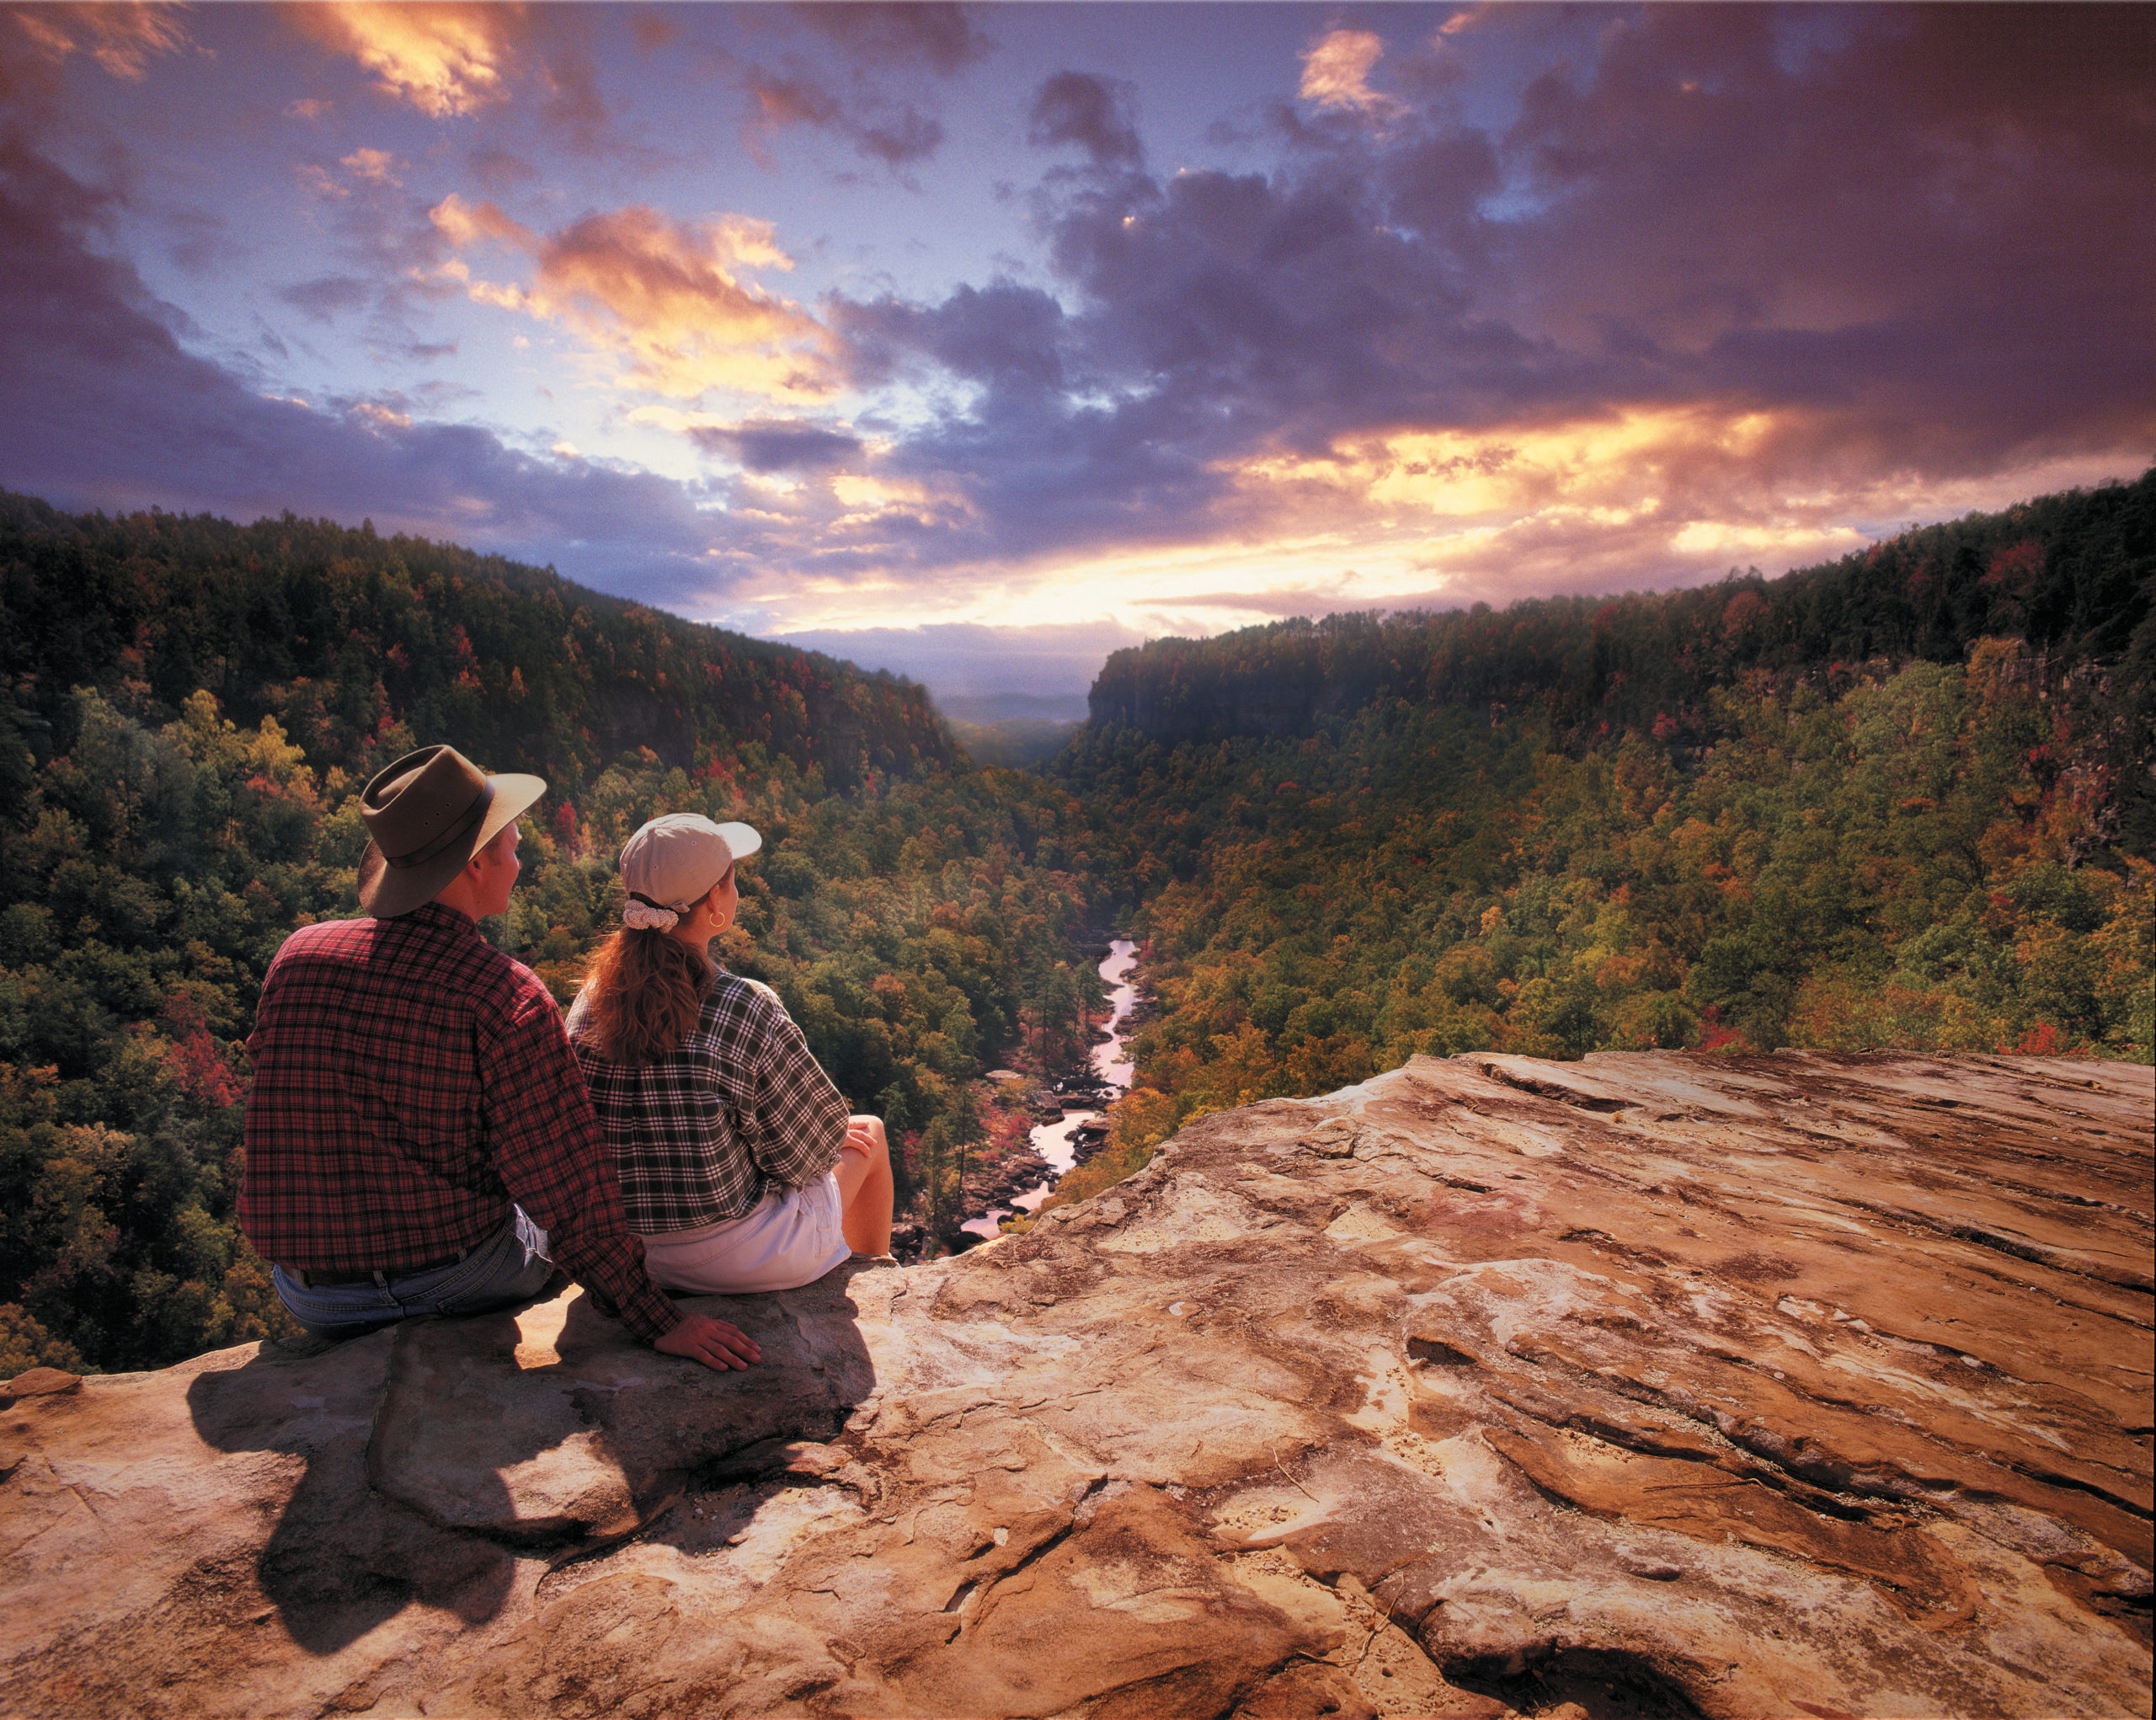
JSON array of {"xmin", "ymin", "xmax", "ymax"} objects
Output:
[
  {"xmin": 0, "ymin": 498, "xmax": 1103, "ymax": 1378},
  {"xmin": 0, "ymin": 490, "xmax": 952, "ymax": 798},
  {"xmin": 1087, "ymin": 471, "xmax": 2153, "ymax": 767},
  {"xmin": 1027, "ymin": 480, "xmax": 2155, "ymax": 1222}
]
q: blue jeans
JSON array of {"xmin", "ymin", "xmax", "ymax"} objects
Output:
[{"xmin": 270, "ymin": 1209, "xmax": 554, "ymax": 1341}]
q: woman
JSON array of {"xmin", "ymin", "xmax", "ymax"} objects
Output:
[{"xmin": 566, "ymin": 812, "xmax": 892, "ymax": 1293}]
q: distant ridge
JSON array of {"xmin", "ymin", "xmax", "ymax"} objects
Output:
[
  {"xmin": 0, "ymin": 490, "xmax": 954, "ymax": 792},
  {"xmin": 1085, "ymin": 470, "xmax": 2154, "ymax": 745}
]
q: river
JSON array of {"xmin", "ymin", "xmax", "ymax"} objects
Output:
[{"xmin": 962, "ymin": 937, "xmax": 1139, "ymax": 1238}]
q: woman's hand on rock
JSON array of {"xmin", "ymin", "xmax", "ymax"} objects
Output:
[{"xmin": 655, "ymin": 1311, "xmax": 762, "ymax": 1370}]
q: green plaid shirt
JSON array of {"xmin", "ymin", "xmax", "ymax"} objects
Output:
[{"xmin": 567, "ymin": 971, "xmax": 850, "ymax": 1233}]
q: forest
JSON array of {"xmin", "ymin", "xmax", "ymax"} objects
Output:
[
  {"xmin": 1030, "ymin": 473, "xmax": 2154, "ymax": 1212},
  {"xmin": 0, "ymin": 494, "xmax": 1107, "ymax": 1376},
  {"xmin": 1088, "ymin": 473, "xmax": 2152, "ymax": 764},
  {"xmin": 3, "ymin": 472, "xmax": 2149, "ymax": 1372}
]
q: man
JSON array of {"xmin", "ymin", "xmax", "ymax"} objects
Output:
[{"xmin": 240, "ymin": 744, "xmax": 760, "ymax": 1371}]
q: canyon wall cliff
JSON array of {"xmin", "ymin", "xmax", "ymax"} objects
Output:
[{"xmin": 2, "ymin": 1050, "xmax": 2149, "ymax": 1719}]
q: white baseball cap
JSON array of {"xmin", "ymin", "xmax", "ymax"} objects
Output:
[{"xmin": 618, "ymin": 813, "xmax": 762, "ymax": 911}]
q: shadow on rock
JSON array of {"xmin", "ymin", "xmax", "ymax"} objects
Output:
[
  {"xmin": 1444, "ymin": 1645, "xmax": 1712, "ymax": 1720},
  {"xmin": 184, "ymin": 1321, "xmax": 510, "ymax": 1656},
  {"xmin": 184, "ymin": 1262, "xmax": 880, "ymax": 1657}
]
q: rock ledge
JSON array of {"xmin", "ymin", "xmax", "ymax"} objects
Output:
[{"xmin": 2, "ymin": 1051, "xmax": 2149, "ymax": 1718}]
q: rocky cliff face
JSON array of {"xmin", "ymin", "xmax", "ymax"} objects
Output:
[{"xmin": 3, "ymin": 1051, "xmax": 2150, "ymax": 1719}]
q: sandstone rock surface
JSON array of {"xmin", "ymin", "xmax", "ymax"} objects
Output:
[{"xmin": 2, "ymin": 1050, "xmax": 2149, "ymax": 1718}]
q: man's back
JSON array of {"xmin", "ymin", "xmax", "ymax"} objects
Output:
[{"xmin": 243, "ymin": 902, "xmax": 571, "ymax": 1274}]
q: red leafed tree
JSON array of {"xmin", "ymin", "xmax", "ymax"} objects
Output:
[{"xmin": 158, "ymin": 996, "xmax": 243, "ymax": 1109}]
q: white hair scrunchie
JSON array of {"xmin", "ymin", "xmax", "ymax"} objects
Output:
[{"xmin": 622, "ymin": 900, "xmax": 679, "ymax": 932}]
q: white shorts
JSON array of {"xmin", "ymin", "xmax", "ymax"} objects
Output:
[{"xmin": 638, "ymin": 1171, "xmax": 850, "ymax": 1295}]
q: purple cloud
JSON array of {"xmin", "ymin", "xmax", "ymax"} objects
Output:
[
  {"xmin": 791, "ymin": 5, "xmax": 991, "ymax": 79},
  {"xmin": 807, "ymin": 3, "xmax": 2154, "ymax": 573},
  {"xmin": 727, "ymin": 3, "xmax": 986, "ymax": 169},
  {"xmin": 855, "ymin": 107, "xmax": 944, "ymax": 166},
  {"xmin": 1027, "ymin": 72, "xmax": 1143, "ymax": 170},
  {"xmin": 0, "ymin": 126, "xmax": 715, "ymax": 573},
  {"xmin": 691, "ymin": 419, "xmax": 863, "ymax": 473},
  {"xmin": 837, "ymin": 280, "xmax": 1069, "ymax": 399},
  {"xmin": 279, "ymin": 275, "xmax": 372, "ymax": 324}
]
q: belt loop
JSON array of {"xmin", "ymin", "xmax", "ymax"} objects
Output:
[{"xmin": 285, "ymin": 1242, "xmax": 477, "ymax": 1290}]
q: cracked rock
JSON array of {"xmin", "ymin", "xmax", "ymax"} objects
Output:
[{"xmin": 0, "ymin": 1051, "xmax": 2148, "ymax": 1718}]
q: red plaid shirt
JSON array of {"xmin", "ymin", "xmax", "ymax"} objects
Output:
[{"xmin": 240, "ymin": 904, "xmax": 680, "ymax": 1343}]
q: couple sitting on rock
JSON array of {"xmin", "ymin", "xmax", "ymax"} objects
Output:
[{"xmin": 238, "ymin": 745, "xmax": 894, "ymax": 1371}]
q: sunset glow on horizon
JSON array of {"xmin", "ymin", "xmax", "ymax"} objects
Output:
[{"xmin": 3, "ymin": 2, "xmax": 2149, "ymax": 703}]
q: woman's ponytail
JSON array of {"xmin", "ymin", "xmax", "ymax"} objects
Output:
[{"xmin": 579, "ymin": 927, "xmax": 713, "ymax": 1066}]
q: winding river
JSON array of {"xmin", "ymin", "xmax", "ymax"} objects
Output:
[{"xmin": 963, "ymin": 937, "xmax": 1139, "ymax": 1238}]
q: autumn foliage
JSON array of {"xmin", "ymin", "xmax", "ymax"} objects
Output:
[
  {"xmin": 3, "ymin": 474, "xmax": 2148, "ymax": 1369},
  {"xmin": 0, "ymin": 497, "xmax": 1104, "ymax": 1375},
  {"xmin": 1048, "ymin": 476, "xmax": 2154, "ymax": 1200}
]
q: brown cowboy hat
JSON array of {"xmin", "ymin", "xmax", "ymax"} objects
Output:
[{"xmin": 356, "ymin": 745, "xmax": 547, "ymax": 918}]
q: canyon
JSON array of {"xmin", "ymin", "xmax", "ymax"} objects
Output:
[{"xmin": 963, "ymin": 938, "xmax": 1142, "ymax": 1242}]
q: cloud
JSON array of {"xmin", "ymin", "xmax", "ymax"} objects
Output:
[
  {"xmin": 1486, "ymin": 8, "xmax": 2156, "ymax": 451},
  {"xmin": 0, "ymin": 128, "xmax": 718, "ymax": 575},
  {"xmin": 6, "ymin": 5, "xmax": 2151, "ymax": 649},
  {"xmin": 531, "ymin": 21, "xmax": 611, "ymax": 148},
  {"xmin": 1027, "ymin": 72, "xmax": 1142, "ymax": 169},
  {"xmin": 1298, "ymin": 27, "xmax": 1398, "ymax": 119},
  {"xmin": 741, "ymin": 64, "xmax": 945, "ymax": 168},
  {"xmin": 854, "ymin": 107, "xmax": 943, "ymax": 166},
  {"xmin": 723, "ymin": 3, "xmax": 985, "ymax": 168},
  {"xmin": 690, "ymin": 419, "xmax": 865, "ymax": 473},
  {"xmin": 791, "ymin": 4, "xmax": 990, "ymax": 79},
  {"xmin": 747, "ymin": 71, "xmax": 840, "ymax": 134},
  {"xmin": 8, "ymin": 2, "xmax": 189, "ymax": 82},
  {"xmin": 1381, "ymin": 128, "xmax": 1499, "ymax": 244},
  {"xmin": 629, "ymin": 12, "xmax": 678, "ymax": 55},
  {"xmin": 1141, "ymin": 582, "xmax": 1374, "ymax": 621},
  {"xmin": 279, "ymin": 275, "xmax": 373, "ymax": 324},
  {"xmin": 837, "ymin": 280, "xmax": 1067, "ymax": 399},
  {"xmin": 467, "ymin": 145, "xmax": 537, "ymax": 190},
  {"xmin": 163, "ymin": 206, "xmax": 232, "ymax": 274},
  {"xmin": 838, "ymin": 7, "xmax": 2152, "ymax": 585},
  {"xmin": 273, "ymin": 148, "xmax": 462, "ymax": 343},
  {"xmin": 286, "ymin": 4, "xmax": 629, "ymax": 156},
  {"xmin": 288, "ymin": 3, "xmax": 518, "ymax": 119},
  {"xmin": 427, "ymin": 190, "xmax": 526, "ymax": 248},
  {"xmin": 430, "ymin": 196, "xmax": 834, "ymax": 401},
  {"xmin": 340, "ymin": 147, "xmax": 400, "ymax": 186},
  {"xmin": 530, "ymin": 206, "xmax": 829, "ymax": 398}
]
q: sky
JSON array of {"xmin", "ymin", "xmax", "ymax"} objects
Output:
[{"xmin": 2, "ymin": 3, "xmax": 2151, "ymax": 717}]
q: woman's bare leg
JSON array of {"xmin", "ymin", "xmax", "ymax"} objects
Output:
[{"xmin": 833, "ymin": 1114, "xmax": 894, "ymax": 1256}]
